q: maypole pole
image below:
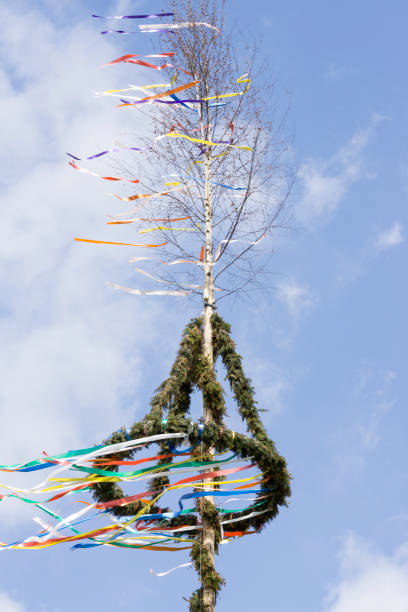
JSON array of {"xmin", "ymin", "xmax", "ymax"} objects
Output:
[{"xmin": 202, "ymin": 117, "xmax": 217, "ymax": 612}]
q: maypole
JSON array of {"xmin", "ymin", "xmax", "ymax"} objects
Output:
[{"xmin": 0, "ymin": 3, "xmax": 293, "ymax": 610}]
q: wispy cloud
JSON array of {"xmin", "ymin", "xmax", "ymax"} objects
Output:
[
  {"xmin": 329, "ymin": 366, "xmax": 396, "ymax": 477},
  {"xmin": 336, "ymin": 220, "xmax": 404, "ymax": 286},
  {"xmin": 296, "ymin": 114, "xmax": 388, "ymax": 227},
  {"xmin": 270, "ymin": 278, "xmax": 316, "ymax": 348},
  {"xmin": 249, "ymin": 360, "xmax": 290, "ymax": 417},
  {"xmin": 0, "ymin": 591, "xmax": 25, "ymax": 612},
  {"xmin": 325, "ymin": 533, "xmax": 408, "ymax": 612},
  {"xmin": 276, "ymin": 279, "xmax": 315, "ymax": 320},
  {"xmin": 374, "ymin": 221, "xmax": 404, "ymax": 250}
]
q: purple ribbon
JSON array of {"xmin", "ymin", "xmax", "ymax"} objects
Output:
[
  {"xmin": 66, "ymin": 147, "xmax": 143, "ymax": 161},
  {"xmin": 93, "ymin": 13, "xmax": 174, "ymax": 19},
  {"xmin": 140, "ymin": 29, "xmax": 176, "ymax": 33},
  {"xmin": 101, "ymin": 29, "xmax": 175, "ymax": 35}
]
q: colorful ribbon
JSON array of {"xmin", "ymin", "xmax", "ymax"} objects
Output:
[
  {"xmin": 165, "ymin": 132, "xmax": 252, "ymax": 151},
  {"xmin": 101, "ymin": 53, "xmax": 174, "ymax": 67},
  {"xmin": 92, "ymin": 13, "xmax": 174, "ymax": 19},
  {"xmin": 74, "ymin": 239, "xmax": 167, "ymax": 248},
  {"xmin": 0, "ymin": 431, "xmax": 268, "ymax": 552},
  {"xmin": 103, "ymin": 57, "xmax": 173, "ymax": 71},
  {"xmin": 68, "ymin": 161, "xmax": 139, "ymax": 183},
  {"xmin": 138, "ymin": 226, "xmax": 196, "ymax": 235},
  {"xmin": 108, "ymin": 184, "xmax": 190, "ymax": 203},
  {"xmin": 66, "ymin": 147, "xmax": 143, "ymax": 161},
  {"xmin": 117, "ymin": 80, "xmax": 199, "ymax": 106},
  {"xmin": 100, "ymin": 30, "xmax": 176, "ymax": 35},
  {"xmin": 200, "ymin": 73, "xmax": 251, "ymax": 101}
]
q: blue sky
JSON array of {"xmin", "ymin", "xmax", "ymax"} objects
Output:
[{"xmin": 0, "ymin": 1, "xmax": 407, "ymax": 610}]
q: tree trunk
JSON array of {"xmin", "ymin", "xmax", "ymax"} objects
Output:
[{"xmin": 202, "ymin": 139, "xmax": 216, "ymax": 610}]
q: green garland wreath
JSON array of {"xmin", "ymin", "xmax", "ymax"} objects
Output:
[{"xmin": 91, "ymin": 314, "xmax": 291, "ymax": 610}]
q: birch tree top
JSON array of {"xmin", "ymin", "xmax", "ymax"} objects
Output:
[{"xmin": 73, "ymin": 0, "xmax": 293, "ymax": 303}]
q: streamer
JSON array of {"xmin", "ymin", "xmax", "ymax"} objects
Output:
[
  {"xmin": 66, "ymin": 147, "xmax": 143, "ymax": 161},
  {"xmin": 92, "ymin": 13, "xmax": 174, "ymax": 19},
  {"xmin": 74, "ymin": 239, "xmax": 167, "ymax": 247},
  {"xmin": 200, "ymin": 73, "xmax": 251, "ymax": 101},
  {"xmin": 128, "ymin": 257, "xmax": 153, "ymax": 263},
  {"xmin": 129, "ymin": 269, "xmax": 215, "ymax": 292},
  {"xmin": 101, "ymin": 53, "xmax": 174, "ymax": 67},
  {"xmin": 103, "ymin": 57, "xmax": 173, "ymax": 70},
  {"xmin": 0, "ymin": 433, "xmax": 267, "ymax": 553},
  {"xmin": 102, "ymin": 83, "xmax": 172, "ymax": 94},
  {"xmin": 214, "ymin": 233, "xmax": 266, "ymax": 260},
  {"xmin": 108, "ymin": 184, "xmax": 190, "ymax": 202},
  {"xmin": 131, "ymin": 267, "xmax": 181, "ymax": 285},
  {"xmin": 118, "ymin": 80, "xmax": 199, "ymax": 106},
  {"xmin": 166, "ymin": 132, "xmax": 252, "ymax": 151},
  {"xmin": 68, "ymin": 161, "xmax": 139, "ymax": 183},
  {"xmin": 101, "ymin": 55, "xmax": 192, "ymax": 76},
  {"xmin": 107, "ymin": 216, "xmax": 191, "ymax": 225},
  {"xmin": 169, "ymin": 122, "xmax": 211, "ymax": 134},
  {"xmin": 139, "ymin": 22, "xmax": 220, "ymax": 32},
  {"xmin": 138, "ymin": 226, "xmax": 196, "ymax": 235},
  {"xmin": 150, "ymin": 562, "xmax": 192, "ymax": 577},
  {"xmin": 101, "ymin": 30, "xmax": 176, "ymax": 35},
  {"xmin": 108, "ymin": 283, "xmax": 191, "ymax": 297},
  {"xmin": 160, "ymin": 259, "xmax": 204, "ymax": 266}
]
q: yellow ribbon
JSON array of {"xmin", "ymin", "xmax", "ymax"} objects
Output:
[
  {"xmin": 201, "ymin": 73, "xmax": 251, "ymax": 100},
  {"xmin": 166, "ymin": 133, "xmax": 252, "ymax": 151},
  {"xmin": 138, "ymin": 226, "xmax": 196, "ymax": 235}
]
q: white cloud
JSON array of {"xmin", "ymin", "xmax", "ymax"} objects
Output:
[
  {"xmin": 296, "ymin": 114, "xmax": 387, "ymax": 226},
  {"xmin": 0, "ymin": 592, "xmax": 25, "ymax": 612},
  {"xmin": 355, "ymin": 367, "xmax": 396, "ymax": 450},
  {"xmin": 325, "ymin": 533, "xmax": 408, "ymax": 612},
  {"xmin": 0, "ymin": 3, "xmax": 176, "ymax": 477},
  {"xmin": 250, "ymin": 361, "xmax": 290, "ymax": 416},
  {"xmin": 329, "ymin": 366, "xmax": 396, "ymax": 480},
  {"xmin": 336, "ymin": 221, "xmax": 404, "ymax": 287},
  {"xmin": 276, "ymin": 279, "xmax": 315, "ymax": 320},
  {"xmin": 374, "ymin": 221, "xmax": 404, "ymax": 250}
]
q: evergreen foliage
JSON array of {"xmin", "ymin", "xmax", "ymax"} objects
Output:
[{"xmin": 91, "ymin": 314, "xmax": 291, "ymax": 609}]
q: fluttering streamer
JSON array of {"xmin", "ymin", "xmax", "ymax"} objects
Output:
[
  {"xmin": 214, "ymin": 234, "xmax": 267, "ymax": 261},
  {"xmin": 0, "ymin": 433, "xmax": 267, "ymax": 551},
  {"xmin": 68, "ymin": 161, "xmax": 140, "ymax": 183},
  {"xmin": 101, "ymin": 53, "xmax": 174, "ymax": 67},
  {"xmin": 107, "ymin": 284, "xmax": 191, "ymax": 296},
  {"xmin": 117, "ymin": 80, "xmax": 199, "ymax": 105},
  {"xmin": 92, "ymin": 13, "xmax": 174, "ymax": 20},
  {"xmin": 67, "ymin": 147, "xmax": 143, "ymax": 161},
  {"xmin": 107, "ymin": 216, "xmax": 191, "ymax": 225},
  {"xmin": 74, "ymin": 239, "xmax": 168, "ymax": 248},
  {"xmin": 140, "ymin": 22, "xmax": 220, "ymax": 32},
  {"xmin": 166, "ymin": 132, "xmax": 252, "ymax": 151}
]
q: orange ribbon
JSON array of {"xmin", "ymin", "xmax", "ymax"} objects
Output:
[
  {"xmin": 118, "ymin": 80, "xmax": 199, "ymax": 106},
  {"xmin": 74, "ymin": 238, "xmax": 167, "ymax": 247}
]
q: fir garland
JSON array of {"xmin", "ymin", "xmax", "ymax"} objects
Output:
[{"xmin": 91, "ymin": 314, "xmax": 291, "ymax": 610}]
